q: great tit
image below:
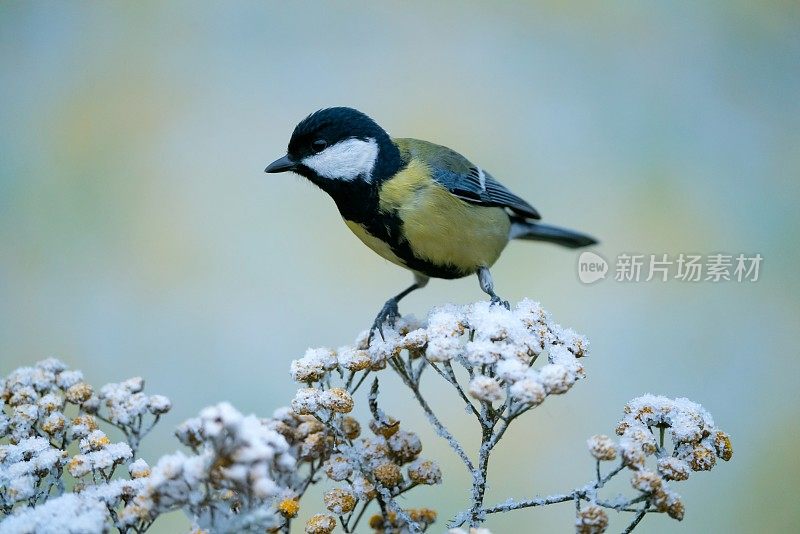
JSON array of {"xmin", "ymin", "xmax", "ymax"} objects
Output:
[{"xmin": 265, "ymin": 107, "xmax": 596, "ymax": 337}]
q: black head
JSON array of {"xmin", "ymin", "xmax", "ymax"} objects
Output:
[{"xmin": 265, "ymin": 107, "xmax": 403, "ymax": 185}]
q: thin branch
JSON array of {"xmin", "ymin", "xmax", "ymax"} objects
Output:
[
  {"xmin": 595, "ymin": 460, "xmax": 601, "ymax": 486},
  {"xmin": 427, "ymin": 361, "xmax": 483, "ymax": 423},
  {"xmin": 348, "ymin": 500, "xmax": 371, "ymax": 532},
  {"xmin": 622, "ymin": 503, "xmax": 650, "ymax": 533},
  {"xmin": 391, "ymin": 360, "xmax": 475, "ymax": 473},
  {"xmin": 349, "ymin": 371, "xmax": 371, "ymax": 395},
  {"xmin": 482, "ymin": 493, "xmax": 576, "ymax": 514}
]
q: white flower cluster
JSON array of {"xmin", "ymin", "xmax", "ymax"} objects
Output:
[
  {"xmin": 291, "ymin": 300, "xmax": 587, "ymax": 416},
  {"xmin": 584, "ymin": 394, "xmax": 734, "ymax": 526},
  {"xmin": 618, "ymin": 395, "xmax": 733, "ymax": 471},
  {"xmin": 284, "ymin": 394, "xmax": 443, "ymax": 533},
  {"xmin": 460, "ymin": 301, "xmax": 587, "ymax": 408},
  {"xmin": 288, "ymin": 342, "xmax": 445, "ymax": 533},
  {"xmin": 98, "ymin": 377, "xmax": 171, "ymax": 426},
  {"xmin": 142, "ymin": 402, "xmax": 298, "ymax": 532},
  {"xmin": 0, "ymin": 359, "xmax": 173, "ymax": 532},
  {"xmin": 2, "ymin": 299, "xmax": 735, "ymax": 534},
  {"xmin": 0, "ymin": 359, "xmax": 156, "ymax": 516},
  {"xmin": 67, "ymin": 429, "xmax": 132, "ymax": 478},
  {"xmin": 0, "ymin": 437, "xmax": 66, "ymax": 511},
  {"xmin": 1, "ymin": 360, "xmax": 304, "ymax": 533},
  {"xmin": 0, "ymin": 493, "xmax": 109, "ymax": 534}
]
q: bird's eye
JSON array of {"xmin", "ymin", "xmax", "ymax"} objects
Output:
[{"xmin": 311, "ymin": 139, "xmax": 327, "ymax": 153}]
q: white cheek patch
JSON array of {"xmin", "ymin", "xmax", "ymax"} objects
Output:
[{"xmin": 302, "ymin": 137, "xmax": 379, "ymax": 181}]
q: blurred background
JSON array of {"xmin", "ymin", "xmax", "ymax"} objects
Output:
[{"xmin": 1, "ymin": 1, "xmax": 798, "ymax": 532}]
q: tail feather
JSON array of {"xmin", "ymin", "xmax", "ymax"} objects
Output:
[{"xmin": 510, "ymin": 220, "xmax": 597, "ymax": 249}]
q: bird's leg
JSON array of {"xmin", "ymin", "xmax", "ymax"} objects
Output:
[
  {"xmin": 477, "ymin": 266, "xmax": 510, "ymax": 309},
  {"xmin": 370, "ymin": 274, "xmax": 429, "ymax": 342}
]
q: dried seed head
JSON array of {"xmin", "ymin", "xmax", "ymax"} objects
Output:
[
  {"xmin": 324, "ymin": 454, "xmax": 353, "ymax": 481},
  {"xmin": 128, "ymin": 458, "xmax": 151, "ymax": 479},
  {"xmin": 387, "ymin": 430, "xmax": 422, "ymax": 464},
  {"xmin": 300, "ymin": 432, "xmax": 327, "ymax": 460},
  {"xmin": 373, "ymin": 462, "xmax": 403, "ymax": 487},
  {"xmin": 65, "ymin": 383, "xmax": 93, "ymax": 404},
  {"xmin": 587, "ymin": 435, "xmax": 617, "ymax": 461},
  {"xmin": 407, "ymin": 507, "xmax": 437, "ymax": 526},
  {"xmin": 631, "ymin": 469, "xmax": 663, "ymax": 494},
  {"xmin": 407, "ymin": 459, "xmax": 442, "ymax": 485},
  {"xmin": 319, "ymin": 388, "xmax": 353, "ymax": 413},
  {"xmin": 713, "ymin": 431, "xmax": 733, "ymax": 461},
  {"xmin": 351, "ymin": 475, "xmax": 377, "ymax": 500},
  {"xmin": 323, "ymin": 488, "xmax": 356, "ymax": 514},
  {"xmin": 305, "ymin": 513, "xmax": 336, "ymax": 534},
  {"xmin": 468, "ymin": 375, "xmax": 504, "ymax": 403},
  {"xmin": 341, "ymin": 416, "xmax": 361, "ymax": 439},
  {"xmin": 291, "ymin": 388, "xmax": 321, "ymax": 415},
  {"xmin": 657, "ymin": 457, "xmax": 690, "ymax": 481},
  {"xmin": 576, "ymin": 504, "xmax": 609, "ymax": 534},
  {"xmin": 338, "ymin": 347, "xmax": 371, "ymax": 372},
  {"xmin": 687, "ymin": 443, "xmax": 716, "ymax": 471}
]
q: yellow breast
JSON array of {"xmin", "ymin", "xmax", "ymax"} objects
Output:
[
  {"xmin": 375, "ymin": 159, "xmax": 510, "ymax": 275},
  {"xmin": 344, "ymin": 219, "xmax": 408, "ymax": 269}
]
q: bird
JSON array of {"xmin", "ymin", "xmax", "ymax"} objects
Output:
[{"xmin": 265, "ymin": 107, "xmax": 597, "ymax": 338}]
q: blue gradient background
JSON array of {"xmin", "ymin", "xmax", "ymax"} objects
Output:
[{"xmin": 1, "ymin": 2, "xmax": 798, "ymax": 532}]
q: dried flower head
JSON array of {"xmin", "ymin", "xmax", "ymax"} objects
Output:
[
  {"xmin": 657, "ymin": 457, "xmax": 690, "ymax": 481},
  {"xmin": 128, "ymin": 458, "xmax": 151, "ymax": 479},
  {"xmin": 387, "ymin": 430, "xmax": 422, "ymax": 464},
  {"xmin": 337, "ymin": 347, "xmax": 372, "ymax": 372},
  {"xmin": 587, "ymin": 434, "xmax": 617, "ymax": 461},
  {"xmin": 468, "ymin": 375, "xmax": 504, "ymax": 403},
  {"xmin": 291, "ymin": 348, "xmax": 336, "ymax": 383},
  {"xmin": 324, "ymin": 454, "xmax": 353, "ymax": 481},
  {"xmin": 323, "ymin": 487, "xmax": 356, "ymax": 514},
  {"xmin": 631, "ymin": 469, "xmax": 663, "ymax": 494},
  {"xmin": 319, "ymin": 388, "xmax": 354, "ymax": 413},
  {"xmin": 509, "ymin": 376, "xmax": 546, "ymax": 407},
  {"xmin": 373, "ymin": 461, "xmax": 403, "ymax": 487},
  {"xmin": 407, "ymin": 459, "xmax": 442, "ymax": 485},
  {"xmin": 680, "ymin": 441, "xmax": 717, "ymax": 471},
  {"xmin": 407, "ymin": 507, "xmax": 437, "ymax": 527},
  {"xmin": 576, "ymin": 504, "xmax": 609, "ymax": 534},
  {"xmin": 713, "ymin": 431, "xmax": 733, "ymax": 461},
  {"xmin": 351, "ymin": 475, "xmax": 377, "ymax": 501},
  {"xmin": 305, "ymin": 513, "xmax": 336, "ymax": 534},
  {"xmin": 65, "ymin": 383, "xmax": 93, "ymax": 404},
  {"xmin": 147, "ymin": 395, "xmax": 172, "ymax": 415},
  {"xmin": 292, "ymin": 388, "xmax": 321, "ymax": 415}
]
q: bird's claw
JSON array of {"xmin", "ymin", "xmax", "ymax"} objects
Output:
[
  {"xmin": 490, "ymin": 295, "xmax": 510, "ymax": 310},
  {"xmin": 368, "ymin": 299, "xmax": 400, "ymax": 343}
]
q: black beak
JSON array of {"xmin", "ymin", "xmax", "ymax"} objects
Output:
[{"xmin": 264, "ymin": 155, "xmax": 296, "ymax": 173}]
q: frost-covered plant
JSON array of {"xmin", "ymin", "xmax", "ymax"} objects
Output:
[
  {"xmin": 1, "ymin": 299, "xmax": 733, "ymax": 533},
  {"xmin": 288, "ymin": 299, "xmax": 733, "ymax": 532},
  {"xmin": 0, "ymin": 359, "xmax": 165, "ymax": 532},
  {"xmin": 0, "ymin": 360, "xmax": 305, "ymax": 533}
]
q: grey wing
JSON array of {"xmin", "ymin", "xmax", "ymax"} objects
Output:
[{"xmin": 431, "ymin": 159, "xmax": 541, "ymax": 220}]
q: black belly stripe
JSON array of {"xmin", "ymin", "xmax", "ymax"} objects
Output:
[
  {"xmin": 315, "ymin": 171, "xmax": 471, "ymax": 280},
  {"xmin": 362, "ymin": 210, "xmax": 469, "ymax": 280}
]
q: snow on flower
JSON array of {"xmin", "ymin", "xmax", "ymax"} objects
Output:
[{"xmin": 0, "ymin": 494, "xmax": 109, "ymax": 534}]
